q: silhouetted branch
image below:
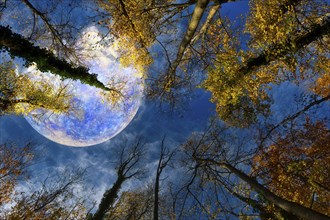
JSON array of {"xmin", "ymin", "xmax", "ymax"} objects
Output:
[
  {"xmin": 92, "ymin": 138, "xmax": 145, "ymax": 220},
  {"xmin": 0, "ymin": 25, "xmax": 111, "ymax": 91}
]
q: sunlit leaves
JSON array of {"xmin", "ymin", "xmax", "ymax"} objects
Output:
[
  {"xmin": 246, "ymin": 0, "xmax": 328, "ymax": 50},
  {"xmin": 246, "ymin": 0, "xmax": 298, "ymax": 49},
  {"xmin": 202, "ymin": 19, "xmax": 272, "ymax": 127},
  {"xmin": 203, "ymin": 0, "xmax": 329, "ymax": 127},
  {"xmin": 313, "ymin": 72, "xmax": 330, "ymax": 97},
  {"xmin": 0, "ymin": 61, "xmax": 73, "ymax": 116},
  {"xmin": 97, "ymin": 0, "xmax": 169, "ymax": 75}
]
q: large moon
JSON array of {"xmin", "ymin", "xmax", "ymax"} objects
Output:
[{"xmin": 24, "ymin": 27, "xmax": 144, "ymax": 147}]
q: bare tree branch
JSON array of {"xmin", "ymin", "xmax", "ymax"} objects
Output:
[
  {"xmin": 153, "ymin": 136, "xmax": 175, "ymax": 220},
  {"xmin": 91, "ymin": 138, "xmax": 145, "ymax": 220}
]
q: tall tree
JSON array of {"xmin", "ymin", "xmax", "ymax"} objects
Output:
[
  {"xmin": 97, "ymin": 0, "xmax": 329, "ymax": 122},
  {"xmin": 177, "ymin": 92, "xmax": 330, "ymax": 220},
  {"xmin": 0, "ymin": 26, "xmax": 111, "ymax": 91},
  {"xmin": 91, "ymin": 138, "xmax": 145, "ymax": 220},
  {"xmin": 203, "ymin": 0, "xmax": 330, "ymax": 126},
  {"xmin": 0, "ymin": 0, "xmax": 126, "ymax": 97},
  {"xmin": 153, "ymin": 137, "xmax": 175, "ymax": 220},
  {"xmin": 253, "ymin": 119, "xmax": 330, "ymax": 216},
  {"xmin": 182, "ymin": 121, "xmax": 330, "ymax": 220}
]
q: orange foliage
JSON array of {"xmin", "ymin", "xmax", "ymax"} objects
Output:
[
  {"xmin": 0, "ymin": 143, "xmax": 33, "ymax": 206},
  {"xmin": 313, "ymin": 72, "xmax": 330, "ymax": 97},
  {"xmin": 253, "ymin": 119, "xmax": 330, "ymax": 215}
]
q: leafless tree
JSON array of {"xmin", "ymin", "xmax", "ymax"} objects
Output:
[
  {"xmin": 153, "ymin": 136, "xmax": 175, "ymax": 220},
  {"xmin": 91, "ymin": 137, "xmax": 146, "ymax": 220}
]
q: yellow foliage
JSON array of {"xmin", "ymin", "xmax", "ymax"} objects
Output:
[
  {"xmin": 203, "ymin": 19, "xmax": 272, "ymax": 127},
  {"xmin": 203, "ymin": 0, "xmax": 329, "ymax": 127},
  {"xmin": 314, "ymin": 72, "xmax": 330, "ymax": 97},
  {"xmin": 246, "ymin": 0, "xmax": 328, "ymax": 50},
  {"xmin": 246, "ymin": 0, "xmax": 297, "ymax": 49},
  {"xmin": 0, "ymin": 61, "xmax": 73, "ymax": 116},
  {"xmin": 97, "ymin": 0, "xmax": 169, "ymax": 75}
]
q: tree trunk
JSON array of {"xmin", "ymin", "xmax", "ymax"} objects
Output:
[
  {"xmin": 168, "ymin": 0, "xmax": 210, "ymax": 77},
  {"xmin": 91, "ymin": 175, "xmax": 126, "ymax": 220},
  {"xmin": 0, "ymin": 25, "xmax": 110, "ymax": 91},
  {"xmin": 238, "ymin": 14, "xmax": 330, "ymax": 79},
  {"xmin": 153, "ymin": 170, "xmax": 160, "ymax": 220},
  {"xmin": 190, "ymin": 4, "xmax": 220, "ymax": 45},
  {"xmin": 223, "ymin": 163, "xmax": 330, "ymax": 220}
]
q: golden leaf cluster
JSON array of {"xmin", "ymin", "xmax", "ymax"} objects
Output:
[
  {"xmin": 97, "ymin": 0, "xmax": 169, "ymax": 75},
  {"xmin": 203, "ymin": 19, "xmax": 272, "ymax": 126},
  {"xmin": 0, "ymin": 61, "xmax": 73, "ymax": 116}
]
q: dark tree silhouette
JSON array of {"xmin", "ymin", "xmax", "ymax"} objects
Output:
[
  {"xmin": 0, "ymin": 25, "xmax": 110, "ymax": 91},
  {"xmin": 91, "ymin": 138, "xmax": 145, "ymax": 220},
  {"xmin": 153, "ymin": 137, "xmax": 175, "ymax": 220}
]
